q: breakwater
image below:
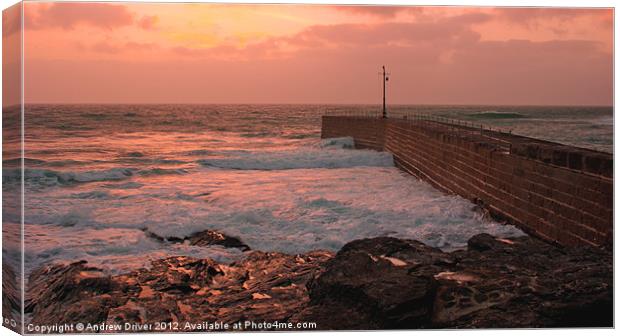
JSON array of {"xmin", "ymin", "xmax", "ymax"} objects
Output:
[{"xmin": 321, "ymin": 115, "xmax": 613, "ymax": 248}]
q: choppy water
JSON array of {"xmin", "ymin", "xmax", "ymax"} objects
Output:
[{"xmin": 3, "ymin": 104, "xmax": 612, "ymax": 275}]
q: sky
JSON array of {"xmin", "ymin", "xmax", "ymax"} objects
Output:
[{"xmin": 4, "ymin": 2, "xmax": 614, "ymax": 105}]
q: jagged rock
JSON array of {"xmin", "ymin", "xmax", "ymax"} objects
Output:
[
  {"xmin": 25, "ymin": 260, "xmax": 119, "ymax": 326},
  {"xmin": 302, "ymin": 234, "xmax": 612, "ymax": 329},
  {"xmin": 187, "ymin": 230, "xmax": 250, "ymax": 251},
  {"xmin": 301, "ymin": 237, "xmax": 450, "ymax": 329},
  {"xmin": 142, "ymin": 228, "xmax": 251, "ymax": 251},
  {"xmin": 24, "ymin": 234, "xmax": 612, "ymax": 331},
  {"xmin": 437, "ymin": 234, "xmax": 613, "ymax": 328},
  {"xmin": 27, "ymin": 251, "xmax": 333, "ymax": 332}
]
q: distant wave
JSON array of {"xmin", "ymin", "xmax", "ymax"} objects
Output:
[
  {"xmin": 282, "ymin": 133, "xmax": 316, "ymax": 139},
  {"xmin": 118, "ymin": 157, "xmax": 188, "ymax": 165},
  {"xmin": 3, "ymin": 157, "xmax": 48, "ymax": 166},
  {"xmin": 137, "ymin": 168, "xmax": 188, "ymax": 176},
  {"xmin": 102, "ymin": 182, "xmax": 144, "ymax": 189},
  {"xmin": 467, "ymin": 111, "xmax": 527, "ymax": 119},
  {"xmin": 3, "ymin": 157, "xmax": 98, "ymax": 168},
  {"xmin": 198, "ymin": 138, "xmax": 393, "ymax": 170},
  {"xmin": 68, "ymin": 190, "xmax": 113, "ymax": 199},
  {"xmin": 4, "ymin": 166, "xmax": 189, "ymax": 188},
  {"xmin": 183, "ymin": 149, "xmax": 216, "ymax": 156},
  {"xmin": 124, "ymin": 152, "xmax": 145, "ymax": 158},
  {"xmin": 3, "ymin": 167, "xmax": 135, "ymax": 187},
  {"xmin": 182, "ymin": 149, "xmax": 250, "ymax": 157},
  {"xmin": 239, "ymin": 131, "xmax": 277, "ymax": 138}
]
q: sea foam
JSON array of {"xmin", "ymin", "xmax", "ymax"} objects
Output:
[{"xmin": 197, "ymin": 138, "xmax": 392, "ymax": 170}]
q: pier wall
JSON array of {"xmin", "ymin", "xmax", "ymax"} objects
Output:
[
  {"xmin": 321, "ymin": 116, "xmax": 386, "ymax": 150},
  {"xmin": 321, "ymin": 116, "xmax": 613, "ymax": 248}
]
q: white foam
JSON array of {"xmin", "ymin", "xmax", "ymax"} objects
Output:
[
  {"xmin": 22, "ymin": 224, "xmax": 244, "ymax": 275},
  {"xmin": 198, "ymin": 146, "xmax": 393, "ymax": 170},
  {"xmin": 137, "ymin": 167, "xmax": 524, "ymax": 254},
  {"xmin": 6, "ymin": 167, "xmax": 135, "ymax": 187},
  {"xmin": 8, "ymin": 166, "xmax": 189, "ymax": 188},
  {"xmin": 320, "ymin": 137, "xmax": 355, "ymax": 149},
  {"xmin": 19, "ymin": 138, "xmax": 524, "ymax": 277}
]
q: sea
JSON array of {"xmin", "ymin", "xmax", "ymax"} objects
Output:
[{"xmin": 2, "ymin": 104, "xmax": 613, "ymax": 276}]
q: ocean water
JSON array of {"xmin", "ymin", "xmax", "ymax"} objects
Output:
[{"xmin": 2, "ymin": 104, "xmax": 612, "ymax": 275}]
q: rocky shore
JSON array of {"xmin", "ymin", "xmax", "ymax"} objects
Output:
[{"xmin": 22, "ymin": 232, "xmax": 612, "ymax": 331}]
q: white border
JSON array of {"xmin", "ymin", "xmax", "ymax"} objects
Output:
[{"xmin": 0, "ymin": 1, "xmax": 616, "ymax": 336}]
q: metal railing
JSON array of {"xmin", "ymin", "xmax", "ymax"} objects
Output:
[
  {"xmin": 323, "ymin": 107, "xmax": 384, "ymax": 118},
  {"xmin": 324, "ymin": 108, "xmax": 514, "ymax": 153}
]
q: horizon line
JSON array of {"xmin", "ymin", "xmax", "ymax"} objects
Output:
[{"xmin": 6, "ymin": 102, "xmax": 614, "ymax": 108}]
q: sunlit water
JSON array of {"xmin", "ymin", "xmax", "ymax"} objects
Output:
[{"xmin": 3, "ymin": 104, "xmax": 612, "ymax": 275}]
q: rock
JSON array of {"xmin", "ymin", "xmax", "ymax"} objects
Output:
[
  {"xmin": 25, "ymin": 260, "xmax": 118, "ymax": 326},
  {"xmin": 2, "ymin": 260, "xmax": 21, "ymax": 331},
  {"xmin": 435, "ymin": 234, "xmax": 613, "ymax": 328},
  {"xmin": 466, "ymin": 232, "xmax": 507, "ymax": 252},
  {"xmin": 303, "ymin": 237, "xmax": 450, "ymax": 329},
  {"xmin": 142, "ymin": 228, "xmax": 251, "ymax": 251},
  {"xmin": 24, "ymin": 234, "xmax": 612, "ymax": 330},
  {"xmin": 303, "ymin": 234, "xmax": 612, "ymax": 329},
  {"xmin": 27, "ymin": 251, "xmax": 333, "ymax": 331},
  {"xmin": 187, "ymin": 230, "xmax": 250, "ymax": 251}
]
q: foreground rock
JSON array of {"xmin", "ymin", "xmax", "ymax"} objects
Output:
[
  {"xmin": 292, "ymin": 237, "xmax": 453, "ymax": 329},
  {"xmin": 297, "ymin": 234, "xmax": 612, "ymax": 329},
  {"xmin": 26, "ymin": 251, "xmax": 332, "ymax": 331},
  {"xmin": 26, "ymin": 234, "xmax": 612, "ymax": 331}
]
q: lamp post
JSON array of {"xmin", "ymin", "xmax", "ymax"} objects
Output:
[{"xmin": 382, "ymin": 65, "xmax": 389, "ymax": 119}]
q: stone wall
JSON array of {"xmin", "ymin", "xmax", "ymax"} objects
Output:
[
  {"xmin": 321, "ymin": 116, "xmax": 613, "ymax": 248},
  {"xmin": 321, "ymin": 116, "xmax": 385, "ymax": 150}
]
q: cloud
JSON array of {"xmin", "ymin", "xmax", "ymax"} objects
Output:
[
  {"xmin": 24, "ymin": 34, "xmax": 612, "ymax": 105},
  {"xmin": 333, "ymin": 5, "xmax": 422, "ymax": 18},
  {"xmin": 21, "ymin": 6, "xmax": 611, "ymax": 105},
  {"xmin": 79, "ymin": 41, "xmax": 158, "ymax": 54},
  {"xmin": 2, "ymin": 4, "xmax": 21, "ymax": 37},
  {"xmin": 90, "ymin": 41, "xmax": 121, "ymax": 54},
  {"xmin": 151, "ymin": 11, "xmax": 611, "ymax": 105},
  {"xmin": 493, "ymin": 7, "xmax": 612, "ymax": 27},
  {"xmin": 169, "ymin": 12, "xmax": 490, "ymax": 60},
  {"xmin": 26, "ymin": 3, "xmax": 135, "ymax": 30},
  {"xmin": 138, "ymin": 15, "xmax": 158, "ymax": 30},
  {"xmin": 297, "ymin": 12, "xmax": 488, "ymax": 46}
]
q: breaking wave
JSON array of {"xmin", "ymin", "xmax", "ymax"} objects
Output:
[
  {"xmin": 4, "ymin": 166, "xmax": 189, "ymax": 187},
  {"xmin": 320, "ymin": 137, "xmax": 355, "ymax": 149},
  {"xmin": 6, "ymin": 167, "xmax": 136, "ymax": 186},
  {"xmin": 197, "ymin": 139, "xmax": 392, "ymax": 170}
]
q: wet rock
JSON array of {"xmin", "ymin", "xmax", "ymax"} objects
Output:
[
  {"xmin": 25, "ymin": 260, "xmax": 118, "ymax": 326},
  {"xmin": 187, "ymin": 230, "xmax": 250, "ymax": 251},
  {"xmin": 303, "ymin": 237, "xmax": 449, "ymax": 329},
  {"xmin": 142, "ymin": 228, "xmax": 251, "ymax": 251},
  {"xmin": 466, "ymin": 232, "xmax": 510, "ymax": 252},
  {"xmin": 303, "ymin": 235, "xmax": 612, "ymax": 329},
  {"xmin": 25, "ymin": 234, "xmax": 612, "ymax": 331},
  {"xmin": 27, "ymin": 251, "xmax": 333, "ymax": 331},
  {"xmin": 436, "ymin": 234, "xmax": 613, "ymax": 328}
]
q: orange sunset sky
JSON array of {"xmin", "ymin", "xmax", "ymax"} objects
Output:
[{"xmin": 3, "ymin": 2, "xmax": 614, "ymax": 105}]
